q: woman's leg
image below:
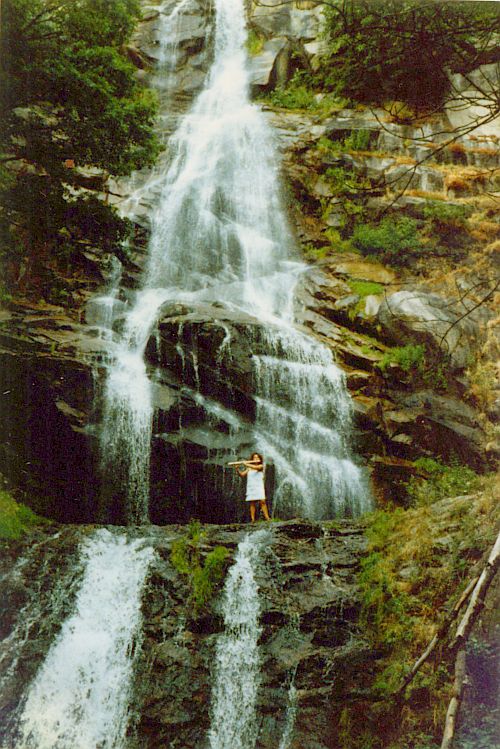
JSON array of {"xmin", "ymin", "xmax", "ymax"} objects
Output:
[
  {"xmin": 249, "ymin": 501, "xmax": 257, "ymax": 522},
  {"xmin": 259, "ymin": 500, "xmax": 270, "ymax": 521}
]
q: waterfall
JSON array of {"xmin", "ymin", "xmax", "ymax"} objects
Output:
[
  {"xmin": 207, "ymin": 531, "xmax": 268, "ymax": 749},
  {"xmin": 278, "ymin": 669, "xmax": 298, "ymax": 749},
  {"xmin": 13, "ymin": 529, "xmax": 154, "ymax": 749},
  {"xmin": 99, "ymin": 0, "xmax": 371, "ymax": 521}
]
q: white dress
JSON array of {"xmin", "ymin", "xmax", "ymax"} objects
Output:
[{"xmin": 245, "ymin": 467, "xmax": 266, "ymax": 501}]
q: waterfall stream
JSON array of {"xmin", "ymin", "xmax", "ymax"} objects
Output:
[
  {"xmin": 207, "ymin": 531, "xmax": 268, "ymax": 749},
  {"xmin": 13, "ymin": 530, "xmax": 154, "ymax": 749},
  {"xmin": 100, "ymin": 0, "xmax": 370, "ymax": 521}
]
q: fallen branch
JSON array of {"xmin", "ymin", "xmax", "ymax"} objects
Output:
[
  {"xmin": 440, "ymin": 647, "xmax": 467, "ymax": 749},
  {"xmin": 439, "ymin": 529, "xmax": 500, "ymax": 748},
  {"xmin": 397, "ymin": 575, "xmax": 478, "ymax": 696},
  {"xmin": 449, "ymin": 529, "xmax": 500, "ymax": 653}
]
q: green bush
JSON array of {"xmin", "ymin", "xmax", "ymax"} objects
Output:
[
  {"xmin": 268, "ymin": 82, "xmax": 318, "ymax": 110},
  {"xmin": 351, "ymin": 217, "xmax": 424, "ymax": 265},
  {"xmin": 406, "ymin": 461, "xmax": 480, "ymax": 506},
  {"xmin": 246, "ymin": 29, "xmax": 264, "ymax": 56},
  {"xmin": 344, "ymin": 129, "xmax": 372, "ymax": 151},
  {"xmin": 264, "ymin": 72, "xmax": 346, "ymax": 112},
  {"xmin": 348, "ymin": 280, "xmax": 384, "ymax": 299},
  {"xmin": 0, "ymin": 489, "xmax": 41, "ymax": 539},
  {"xmin": 191, "ymin": 546, "xmax": 230, "ymax": 610},
  {"xmin": 171, "ymin": 522, "xmax": 230, "ymax": 614},
  {"xmin": 320, "ymin": 2, "xmax": 499, "ymax": 111},
  {"xmin": 378, "ymin": 344, "xmax": 426, "ymax": 373},
  {"xmin": 421, "ymin": 202, "xmax": 472, "ymax": 252}
]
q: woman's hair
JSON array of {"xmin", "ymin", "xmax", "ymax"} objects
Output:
[{"xmin": 251, "ymin": 452, "xmax": 263, "ymax": 463}]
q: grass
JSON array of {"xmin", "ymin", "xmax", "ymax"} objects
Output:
[
  {"xmin": 348, "ymin": 280, "xmax": 384, "ymax": 298},
  {"xmin": 0, "ymin": 489, "xmax": 42, "ymax": 539},
  {"xmin": 406, "ymin": 458, "xmax": 481, "ymax": 506},
  {"xmin": 343, "ymin": 478, "xmax": 499, "ymax": 748}
]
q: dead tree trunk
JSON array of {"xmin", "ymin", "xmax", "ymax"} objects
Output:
[
  {"xmin": 449, "ymin": 529, "xmax": 500, "ymax": 653},
  {"xmin": 440, "ymin": 647, "xmax": 467, "ymax": 749},
  {"xmin": 397, "ymin": 576, "xmax": 478, "ymax": 696}
]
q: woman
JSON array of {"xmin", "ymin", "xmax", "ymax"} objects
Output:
[{"xmin": 235, "ymin": 453, "xmax": 271, "ymax": 523}]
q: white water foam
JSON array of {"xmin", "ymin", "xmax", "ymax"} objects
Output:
[
  {"xmin": 207, "ymin": 531, "xmax": 269, "ymax": 749},
  {"xmin": 14, "ymin": 529, "xmax": 154, "ymax": 749},
  {"xmin": 99, "ymin": 0, "xmax": 371, "ymax": 521}
]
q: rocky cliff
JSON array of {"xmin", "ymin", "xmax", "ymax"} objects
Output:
[
  {"xmin": 0, "ymin": 519, "xmax": 369, "ymax": 749},
  {"xmin": 1, "ymin": 0, "xmax": 497, "ymax": 521}
]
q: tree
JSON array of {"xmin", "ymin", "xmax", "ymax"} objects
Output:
[
  {"xmin": 319, "ymin": 0, "xmax": 500, "ymax": 112},
  {"xmin": 0, "ymin": 0, "xmax": 160, "ymax": 292}
]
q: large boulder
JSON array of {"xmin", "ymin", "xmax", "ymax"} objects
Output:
[{"xmin": 378, "ymin": 289, "xmax": 487, "ymax": 369}]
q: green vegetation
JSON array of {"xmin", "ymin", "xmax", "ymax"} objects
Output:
[
  {"xmin": 348, "ymin": 280, "xmax": 383, "ymax": 299},
  {"xmin": 320, "ymin": 1, "xmax": 500, "ymax": 112},
  {"xmin": 343, "ymin": 129, "xmax": 372, "ymax": 152},
  {"xmin": 0, "ymin": 489, "xmax": 43, "ymax": 539},
  {"xmin": 171, "ymin": 520, "xmax": 230, "ymax": 614},
  {"xmin": 264, "ymin": 72, "xmax": 347, "ymax": 113},
  {"xmin": 351, "ymin": 217, "xmax": 424, "ymax": 266},
  {"xmin": 406, "ymin": 458, "xmax": 480, "ymax": 506},
  {"xmin": 345, "ymin": 479, "xmax": 499, "ymax": 749},
  {"xmin": 421, "ymin": 202, "xmax": 472, "ymax": 253},
  {"xmin": 318, "ymin": 129, "xmax": 372, "ymax": 154},
  {"xmin": 378, "ymin": 343, "xmax": 426, "ymax": 373},
  {"xmin": 378, "ymin": 344, "xmax": 449, "ymax": 390},
  {"xmin": 246, "ymin": 29, "xmax": 264, "ymax": 56},
  {"xmin": 0, "ymin": 0, "xmax": 160, "ymax": 296}
]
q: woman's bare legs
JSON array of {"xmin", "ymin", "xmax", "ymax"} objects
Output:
[
  {"xmin": 249, "ymin": 501, "xmax": 257, "ymax": 522},
  {"xmin": 259, "ymin": 500, "xmax": 270, "ymax": 521}
]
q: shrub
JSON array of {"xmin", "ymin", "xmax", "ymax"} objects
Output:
[
  {"xmin": 406, "ymin": 460, "xmax": 480, "ymax": 506},
  {"xmin": 268, "ymin": 81, "xmax": 318, "ymax": 110},
  {"xmin": 171, "ymin": 522, "xmax": 230, "ymax": 614},
  {"xmin": 348, "ymin": 280, "xmax": 384, "ymax": 299},
  {"xmin": 246, "ymin": 29, "xmax": 264, "ymax": 56},
  {"xmin": 351, "ymin": 217, "xmax": 424, "ymax": 266},
  {"xmin": 422, "ymin": 202, "xmax": 472, "ymax": 252},
  {"xmin": 344, "ymin": 129, "xmax": 372, "ymax": 151},
  {"xmin": 378, "ymin": 344, "xmax": 426, "ymax": 373},
  {"xmin": 263, "ymin": 72, "xmax": 346, "ymax": 112},
  {"xmin": 191, "ymin": 546, "xmax": 230, "ymax": 610}
]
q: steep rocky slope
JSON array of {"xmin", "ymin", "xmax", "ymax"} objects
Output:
[{"xmin": 1, "ymin": 0, "xmax": 497, "ymax": 519}]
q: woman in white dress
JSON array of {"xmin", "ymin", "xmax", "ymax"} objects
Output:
[{"xmin": 235, "ymin": 452, "xmax": 271, "ymax": 523}]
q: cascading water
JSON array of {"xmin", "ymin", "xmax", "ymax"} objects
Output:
[
  {"xmin": 13, "ymin": 530, "xmax": 154, "ymax": 749},
  {"xmin": 207, "ymin": 531, "xmax": 268, "ymax": 749},
  {"xmin": 100, "ymin": 0, "xmax": 371, "ymax": 521}
]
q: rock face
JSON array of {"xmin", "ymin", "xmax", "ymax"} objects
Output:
[
  {"xmin": 377, "ymin": 290, "xmax": 488, "ymax": 370},
  {"xmin": 1, "ymin": 0, "xmax": 496, "ymax": 521},
  {"xmin": 0, "ymin": 520, "xmax": 370, "ymax": 749}
]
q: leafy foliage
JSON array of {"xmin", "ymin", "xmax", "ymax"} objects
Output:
[
  {"xmin": 348, "ymin": 280, "xmax": 383, "ymax": 299},
  {"xmin": 406, "ymin": 458, "xmax": 480, "ymax": 506},
  {"xmin": 246, "ymin": 29, "xmax": 264, "ymax": 56},
  {"xmin": 171, "ymin": 521, "xmax": 230, "ymax": 614},
  {"xmin": 421, "ymin": 202, "xmax": 472, "ymax": 253},
  {"xmin": 263, "ymin": 71, "xmax": 346, "ymax": 112},
  {"xmin": 320, "ymin": 1, "xmax": 500, "ymax": 111},
  {"xmin": 351, "ymin": 216, "xmax": 424, "ymax": 266},
  {"xmin": 0, "ymin": 0, "xmax": 159, "ymax": 291},
  {"xmin": 348, "ymin": 481, "xmax": 499, "ymax": 749},
  {"xmin": 378, "ymin": 344, "xmax": 426, "ymax": 373}
]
